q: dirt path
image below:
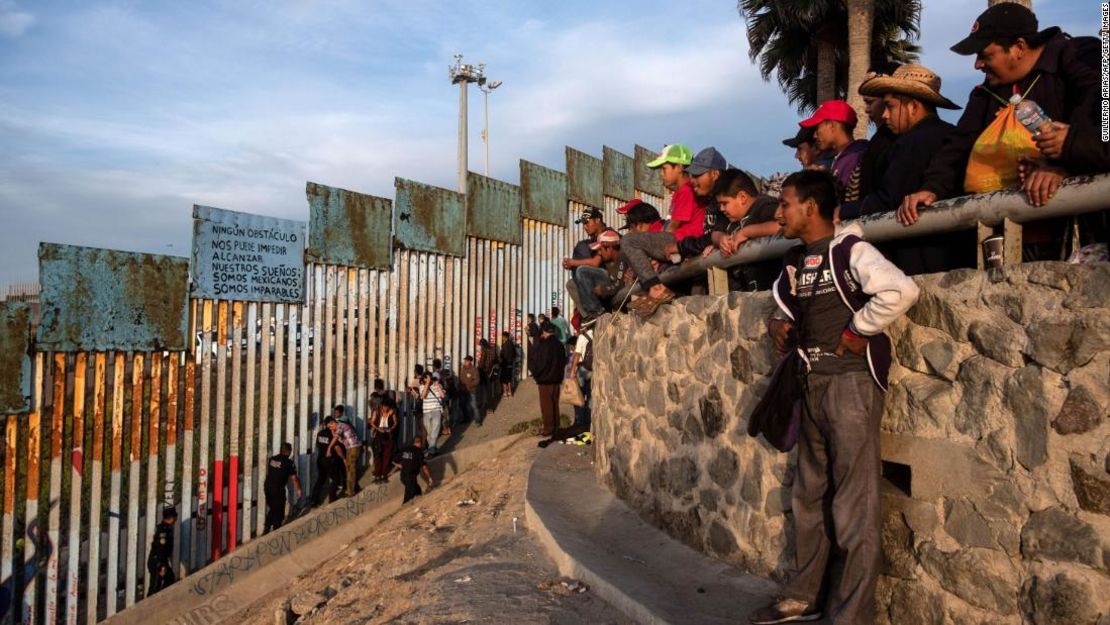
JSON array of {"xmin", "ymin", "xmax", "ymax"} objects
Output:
[{"xmin": 234, "ymin": 382, "xmax": 631, "ymax": 625}]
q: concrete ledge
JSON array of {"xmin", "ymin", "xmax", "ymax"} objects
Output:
[
  {"xmin": 525, "ymin": 444, "xmax": 779, "ymax": 625},
  {"xmin": 106, "ymin": 433, "xmax": 526, "ymax": 625}
]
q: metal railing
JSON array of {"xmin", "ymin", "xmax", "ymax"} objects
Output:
[{"xmin": 656, "ymin": 173, "xmax": 1110, "ymax": 288}]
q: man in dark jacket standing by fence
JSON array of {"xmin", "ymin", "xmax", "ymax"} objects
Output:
[
  {"xmin": 264, "ymin": 442, "xmax": 303, "ymax": 533},
  {"xmin": 146, "ymin": 505, "xmax": 178, "ymax": 596},
  {"xmin": 500, "ymin": 331, "xmax": 517, "ymax": 398},
  {"xmin": 528, "ymin": 321, "xmax": 567, "ymax": 445},
  {"xmin": 459, "ymin": 355, "xmax": 481, "ymax": 425}
]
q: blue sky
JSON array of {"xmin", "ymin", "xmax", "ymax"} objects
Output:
[{"xmin": 0, "ymin": 0, "xmax": 1093, "ymax": 286}]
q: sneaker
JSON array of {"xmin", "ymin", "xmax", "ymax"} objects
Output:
[{"xmin": 749, "ymin": 598, "xmax": 822, "ymax": 624}]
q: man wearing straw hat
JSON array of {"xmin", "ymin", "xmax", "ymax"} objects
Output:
[{"xmin": 853, "ymin": 65, "xmax": 973, "ymax": 275}]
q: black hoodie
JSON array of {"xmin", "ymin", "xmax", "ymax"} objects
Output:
[{"xmin": 527, "ymin": 335, "xmax": 567, "ymax": 385}]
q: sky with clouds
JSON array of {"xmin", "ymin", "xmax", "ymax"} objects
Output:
[{"xmin": 0, "ymin": 0, "xmax": 1094, "ymax": 286}]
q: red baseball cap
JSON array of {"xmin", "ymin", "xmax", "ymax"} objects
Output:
[
  {"xmin": 616, "ymin": 198, "xmax": 643, "ymax": 214},
  {"xmin": 799, "ymin": 100, "xmax": 857, "ymax": 128}
]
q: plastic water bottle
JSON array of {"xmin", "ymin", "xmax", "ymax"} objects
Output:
[{"xmin": 1011, "ymin": 95, "xmax": 1053, "ymax": 137}]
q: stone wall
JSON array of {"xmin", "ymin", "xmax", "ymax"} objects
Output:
[{"xmin": 592, "ymin": 262, "xmax": 1110, "ymax": 625}]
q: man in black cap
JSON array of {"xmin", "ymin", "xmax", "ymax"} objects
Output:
[
  {"xmin": 562, "ymin": 207, "xmax": 607, "ymax": 277},
  {"xmin": 899, "ymin": 4, "xmax": 1099, "ymax": 230},
  {"xmin": 564, "ymin": 206, "xmax": 607, "ymax": 315},
  {"xmin": 783, "ymin": 127, "xmax": 833, "ymax": 171},
  {"xmin": 147, "ymin": 505, "xmax": 178, "ymax": 596}
]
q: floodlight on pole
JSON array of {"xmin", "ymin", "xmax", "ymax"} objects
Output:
[
  {"xmin": 479, "ymin": 79, "xmax": 503, "ymax": 176},
  {"xmin": 448, "ymin": 54, "xmax": 486, "ymax": 193}
]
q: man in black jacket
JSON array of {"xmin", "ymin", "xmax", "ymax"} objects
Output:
[
  {"xmin": 499, "ymin": 331, "xmax": 517, "ymax": 398},
  {"xmin": 311, "ymin": 417, "xmax": 341, "ymax": 506},
  {"xmin": 899, "ymin": 4, "xmax": 1099, "ymax": 229},
  {"xmin": 856, "ymin": 64, "xmax": 975, "ymax": 274},
  {"xmin": 264, "ymin": 442, "xmax": 303, "ymax": 533},
  {"xmin": 527, "ymin": 321, "xmax": 568, "ymax": 445},
  {"xmin": 147, "ymin": 506, "xmax": 178, "ymax": 596}
]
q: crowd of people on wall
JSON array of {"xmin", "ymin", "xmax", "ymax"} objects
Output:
[{"xmin": 559, "ymin": 3, "xmax": 1106, "ymax": 325}]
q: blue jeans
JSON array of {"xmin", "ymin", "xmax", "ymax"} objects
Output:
[
  {"xmin": 573, "ymin": 266, "xmax": 614, "ymax": 317},
  {"xmin": 573, "ymin": 367, "xmax": 592, "ymax": 428},
  {"xmin": 423, "ymin": 409, "xmax": 442, "ymax": 451}
]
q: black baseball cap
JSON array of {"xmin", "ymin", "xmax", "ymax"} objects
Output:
[
  {"xmin": 574, "ymin": 207, "xmax": 604, "ymax": 224},
  {"xmin": 618, "ymin": 202, "xmax": 661, "ymax": 230},
  {"xmin": 950, "ymin": 4, "xmax": 1058, "ymax": 56},
  {"xmin": 782, "ymin": 127, "xmax": 816, "ymax": 149}
]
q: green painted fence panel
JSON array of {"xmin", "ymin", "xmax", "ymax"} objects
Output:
[
  {"xmin": 466, "ymin": 173, "xmax": 522, "ymax": 245},
  {"xmin": 566, "ymin": 147, "xmax": 603, "ymax": 209},
  {"xmin": 393, "ymin": 178, "xmax": 467, "ymax": 257},
  {"xmin": 603, "ymin": 146, "xmax": 634, "ymax": 201},
  {"xmin": 0, "ymin": 301, "xmax": 31, "ymax": 414},
  {"xmin": 37, "ymin": 243, "xmax": 190, "ymax": 351},
  {"xmin": 520, "ymin": 160, "xmax": 568, "ymax": 227},
  {"xmin": 306, "ymin": 181, "xmax": 393, "ymax": 269},
  {"xmin": 634, "ymin": 144, "xmax": 665, "ymax": 197}
]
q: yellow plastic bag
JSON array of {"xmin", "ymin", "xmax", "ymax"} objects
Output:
[{"xmin": 964, "ymin": 103, "xmax": 1042, "ymax": 193}]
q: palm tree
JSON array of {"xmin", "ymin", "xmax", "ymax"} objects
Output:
[
  {"xmin": 846, "ymin": 0, "xmax": 874, "ymax": 139},
  {"xmin": 738, "ymin": 0, "xmax": 922, "ymax": 114}
]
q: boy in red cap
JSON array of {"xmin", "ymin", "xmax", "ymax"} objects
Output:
[{"xmin": 799, "ymin": 100, "xmax": 869, "ymax": 213}]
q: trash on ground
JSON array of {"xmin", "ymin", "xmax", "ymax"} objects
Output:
[
  {"xmin": 457, "ymin": 499, "xmax": 478, "ymax": 507},
  {"xmin": 561, "ymin": 580, "xmax": 590, "ymax": 594},
  {"xmin": 454, "ymin": 575, "xmax": 472, "ymax": 583}
]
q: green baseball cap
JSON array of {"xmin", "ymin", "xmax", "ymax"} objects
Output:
[{"xmin": 646, "ymin": 144, "xmax": 693, "ymax": 168}]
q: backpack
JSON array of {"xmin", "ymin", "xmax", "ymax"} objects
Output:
[{"xmin": 746, "ymin": 349, "xmax": 805, "ymax": 452}]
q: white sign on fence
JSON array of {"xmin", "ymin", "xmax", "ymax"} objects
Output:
[{"xmin": 191, "ymin": 205, "xmax": 306, "ymax": 303}]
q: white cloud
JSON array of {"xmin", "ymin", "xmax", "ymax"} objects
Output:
[{"xmin": 0, "ymin": 0, "xmax": 32, "ymax": 37}]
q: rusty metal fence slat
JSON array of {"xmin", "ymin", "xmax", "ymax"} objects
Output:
[
  {"xmin": 255, "ymin": 301, "xmax": 270, "ymax": 539},
  {"xmin": 214, "ymin": 302, "xmax": 228, "ymax": 558},
  {"xmin": 124, "ymin": 352, "xmax": 142, "ymax": 607},
  {"xmin": 2, "ymin": 413, "xmax": 16, "ymax": 624},
  {"xmin": 242, "ymin": 302, "xmax": 258, "ymax": 543},
  {"xmin": 297, "ymin": 274, "xmax": 312, "ymax": 503},
  {"xmin": 145, "ymin": 352, "xmax": 162, "ymax": 602},
  {"xmin": 22, "ymin": 352, "xmax": 43, "ymax": 624},
  {"xmin": 356, "ymin": 269, "xmax": 368, "ymax": 444},
  {"xmin": 229, "ymin": 303, "xmax": 243, "ymax": 551}
]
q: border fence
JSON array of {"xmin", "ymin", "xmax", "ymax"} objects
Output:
[{"xmin": 0, "ymin": 144, "xmax": 668, "ymax": 625}]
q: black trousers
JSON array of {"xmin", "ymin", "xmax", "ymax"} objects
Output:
[
  {"xmin": 401, "ymin": 472, "xmax": 422, "ymax": 503},
  {"xmin": 264, "ymin": 486, "xmax": 287, "ymax": 533},
  {"xmin": 147, "ymin": 559, "xmax": 176, "ymax": 596},
  {"xmin": 311, "ymin": 457, "xmax": 341, "ymax": 505}
]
